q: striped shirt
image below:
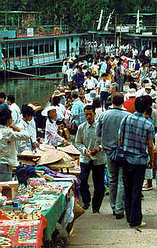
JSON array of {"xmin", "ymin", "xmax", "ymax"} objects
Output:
[
  {"xmin": 75, "ymin": 121, "xmax": 106, "ymax": 165},
  {"xmin": 71, "ymin": 98, "xmax": 86, "ymax": 127},
  {"xmin": 118, "ymin": 112, "xmax": 155, "ymax": 165}
]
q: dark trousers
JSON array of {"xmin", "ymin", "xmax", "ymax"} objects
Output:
[
  {"xmin": 122, "ymin": 163, "xmax": 146, "ymax": 226},
  {"xmin": 80, "ymin": 162, "xmax": 105, "ymax": 211},
  {"xmin": 100, "ymin": 91, "xmax": 109, "ymax": 110}
]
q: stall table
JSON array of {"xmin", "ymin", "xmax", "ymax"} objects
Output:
[{"xmin": 0, "ymin": 179, "xmax": 73, "ymax": 248}]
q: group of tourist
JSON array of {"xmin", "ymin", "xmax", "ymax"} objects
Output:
[{"xmin": 0, "ymin": 42, "xmax": 157, "ymax": 229}]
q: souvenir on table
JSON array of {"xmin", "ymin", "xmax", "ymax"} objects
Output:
[
  {"xmin": 0, "ymin": 194, "xmax": 7, "ymax": 207},
  {"xmin": 28, "ymin": 177, "xmax": 46, "ymax": 187},
  {"xmin": 17, "ymin": 184, "xmax": 32, "ymax": 195},
  {"xmin": 0, "ymin": 219, "xmax": 42, "ymax": 247}
]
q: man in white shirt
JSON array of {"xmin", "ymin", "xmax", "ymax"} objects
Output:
[
  {"xmin": 138, "ymin": 62, "xmax": 148, "ymax": 84},
  {"xmin": 84, "ymin": 72, "xmax": 98, "ymax": 93},
  {"xmin": 105, "ymin": 44, "xmax": 111, "ymax": 55},
  {"xmin": 145, "ymin": 48, "xmax": 151, "ymax": 64},
  {"xmin": 150, "ymin": 66, "xmax": 157, "ymax": 81},
  {"xmin": 100, "ymin": 59, "xmax": 107, "ymax": 76},
  {"xmin": 66, "ymin": 64, "xmax": 74, "ymax": 83},
  {"xmin": 0, "ymin": 108, "xmax": 29, "ymax": 181},
  {"xmin": 136, "ymin": 82, "xmax": 155, "ymax": 98},
  {"xmin": 136, "ymin": 79, "xmax": 148, "ymax": 98},
  {"xmin": 62, "ymin": 60, "xmax": 68, "ymax": 85},
  {"xmin": 7, "ymin": 95, "xmax": 21, "ymax": 125},
  {"xmin": 132, "ymin": 47, "xmax": 138, "ymax": 59},
  {"xmin": 97, "ymin": 73, "xmax": 111, "ymax": 110},
  {"xmin": 18, "ymin": 105, "xmax": 38, "ymax": 153}
]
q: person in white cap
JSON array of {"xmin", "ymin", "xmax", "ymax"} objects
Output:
[
  {"xmin": 143, "ymin": 83, "xmax": 155, "ymax": 98},
  {"xmin": 136, "ymin": 79, "xmax": 150, "ymax": 98},
  {"xmin": 42, "ymin": 106, "xmax": 68, "ymax": 147}
]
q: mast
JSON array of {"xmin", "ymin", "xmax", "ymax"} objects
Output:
[
  {"xmin": 97, "ymin": 9, "xmax": 103, "ymax": 31},
  {"xmin": 136, "ymin": 10, "xmax": 140, "ymax": 33},
  {"xmin": 104, "ymin": 9, "xmax": 115, "ymax": 31}
]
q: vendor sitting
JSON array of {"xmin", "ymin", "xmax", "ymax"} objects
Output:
[
  {"xmin": 17, "ymin": 105, "xmax": 39, "ymax": 153},
  {"xmin": 42, "ymin": 106, "xmax": 69, "ymax": 147},
  {"xmin": 0, "ymin": 109, "xmax": 29, "ymax": 182}
]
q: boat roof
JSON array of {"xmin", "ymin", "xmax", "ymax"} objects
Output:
[
  {"xmin": 0, "ymin": 32, "xmax": 88, "ymax": 42},
  {"xmin": 0, "ymin": 11, "xmax": 38, "ymax": 14}
]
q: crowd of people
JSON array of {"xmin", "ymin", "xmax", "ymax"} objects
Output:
[{"xmin": 0, "ymin": 41, "xmax": 157, "ymax": 229}]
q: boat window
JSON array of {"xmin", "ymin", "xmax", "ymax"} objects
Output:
[
  {"xmin": 71, "ymin": 37, "xmax": 73, "ymax": 43},
  {"xmin": 56, "ymin": 40, "xmax": 59, "ymax": 58},
  {"xmin": 9, "ymin": 48, "xmax": 14, "ymax": 58},
  {"xmin": 50, "ymin": 40, "xmax": 54, "ymax": 52},
  {"xmin": 34, "ymin": 45, "xmax": 38, "ymax": 54},
  {"xmin": 16, "ymin": 47, "xmax": 21, "ymax": 57},
  {"xmin": 40, "ymin": 44, "xmax": 44, "ymax": 54},
  {"xmin": 2, "ymin": 48, "xmax": 7, "ymax": 58},
  {"xmin": 76, "ymin": 42, "xmax": 78, "ymax": 47},
  {"xmin": 22, "ymin": 46, "xmax": 27, "ymax": 56},
  {"xmin": 45, "ymin": 43, "xmax": 49, "ymax": 53}
]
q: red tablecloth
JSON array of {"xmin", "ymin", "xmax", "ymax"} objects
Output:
[{"xmin": 0, "ymin": 214, "xmax": 48, "ymax": 248}]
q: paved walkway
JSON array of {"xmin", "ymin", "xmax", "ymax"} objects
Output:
[{"xmin": 66, "ymin": 178, "xmax": 157, "ymax": 248}]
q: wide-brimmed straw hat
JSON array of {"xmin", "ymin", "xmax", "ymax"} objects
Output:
[
  {"xmin": 41, "ymin": 106, "xmax": 56, "ymax": 117},
  {"xmin": 52, "ymin": 90, "xmax": 65, "ymax": 97},
  {"xmin": 28, "ymin": 103, "xmax": 42, "ymax": 112}
]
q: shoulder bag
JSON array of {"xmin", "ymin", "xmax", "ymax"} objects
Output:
[{"xmin": 109, "ymin": 115, "xmax": 128, "ymax": 166}]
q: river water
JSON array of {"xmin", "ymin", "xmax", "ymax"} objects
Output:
[{"xmin": 0, "ymin": 71, "xmax": 62, "ymax": 108}]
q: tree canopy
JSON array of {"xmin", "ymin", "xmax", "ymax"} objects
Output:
[{"xmin": 0, "ymin": 0, "xmax": 157, "ymax": 32}]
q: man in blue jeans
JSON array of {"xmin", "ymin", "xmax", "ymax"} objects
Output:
[
  {"xmin": 97, "ymin": 92, "xmax": 130, "ymax": 219},
  {"xmin": 118, "ymin": 96, "xmax": 154, "ymax": 228},
  {"xmin": 75, "ymin": 105, "xmax": 106, "ymax": 213}
]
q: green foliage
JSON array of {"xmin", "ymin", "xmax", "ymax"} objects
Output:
[{"xmin": 0, "ymin": 0, "xmax": 157, "ymax": 31}]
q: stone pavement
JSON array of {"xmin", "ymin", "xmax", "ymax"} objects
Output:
[{"xmin": 66, "ymin": 179, "xmax": 157, "ymax": 248}]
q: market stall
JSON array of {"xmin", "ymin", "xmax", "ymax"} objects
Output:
[
  {"xmin": 0, "ymin": 178, "xmax": 74, "ymax": 248},
  {"xmin": 0, "ymin": 143, "xmax": 82, "ymax": 247}
]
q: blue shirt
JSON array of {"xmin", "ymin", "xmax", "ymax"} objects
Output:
[
  {"xmin": 73, "ymin": 72, "xmax": 84, "ymax": 87},
  {"xmin": 97, "ymin": 108, "xmax": 130, "ymax": 151},
  {"xmin": 71, "ymin": 98, "xmax": 86, "ymax": 127},
  {"xmin": 0, "ymin": 102, "xmax": 9, "ymax": 110},
  {"xmin": 118, "ymin": 112, "xmax": 155, "ymax": 165},
  {"xmin": 100, "ymin": 62, "xmax": 107, "ymax": 74}
]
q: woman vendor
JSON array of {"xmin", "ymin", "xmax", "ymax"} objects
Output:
[
  {"xmin": 42, "ymin": 106, "xmax": 69, "ymax": 147},
  {"xmin": 0, "ymin": 108, "xmax": 29, "ymax": 182},
  {"xmin": 51, "ymin": 91, "xmax": 66, "ymax": 121}
]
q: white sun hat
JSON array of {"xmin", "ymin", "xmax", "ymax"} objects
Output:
[{"xmin": 41, "ymin": 106, "xmax": 56, "ymax": 117}]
